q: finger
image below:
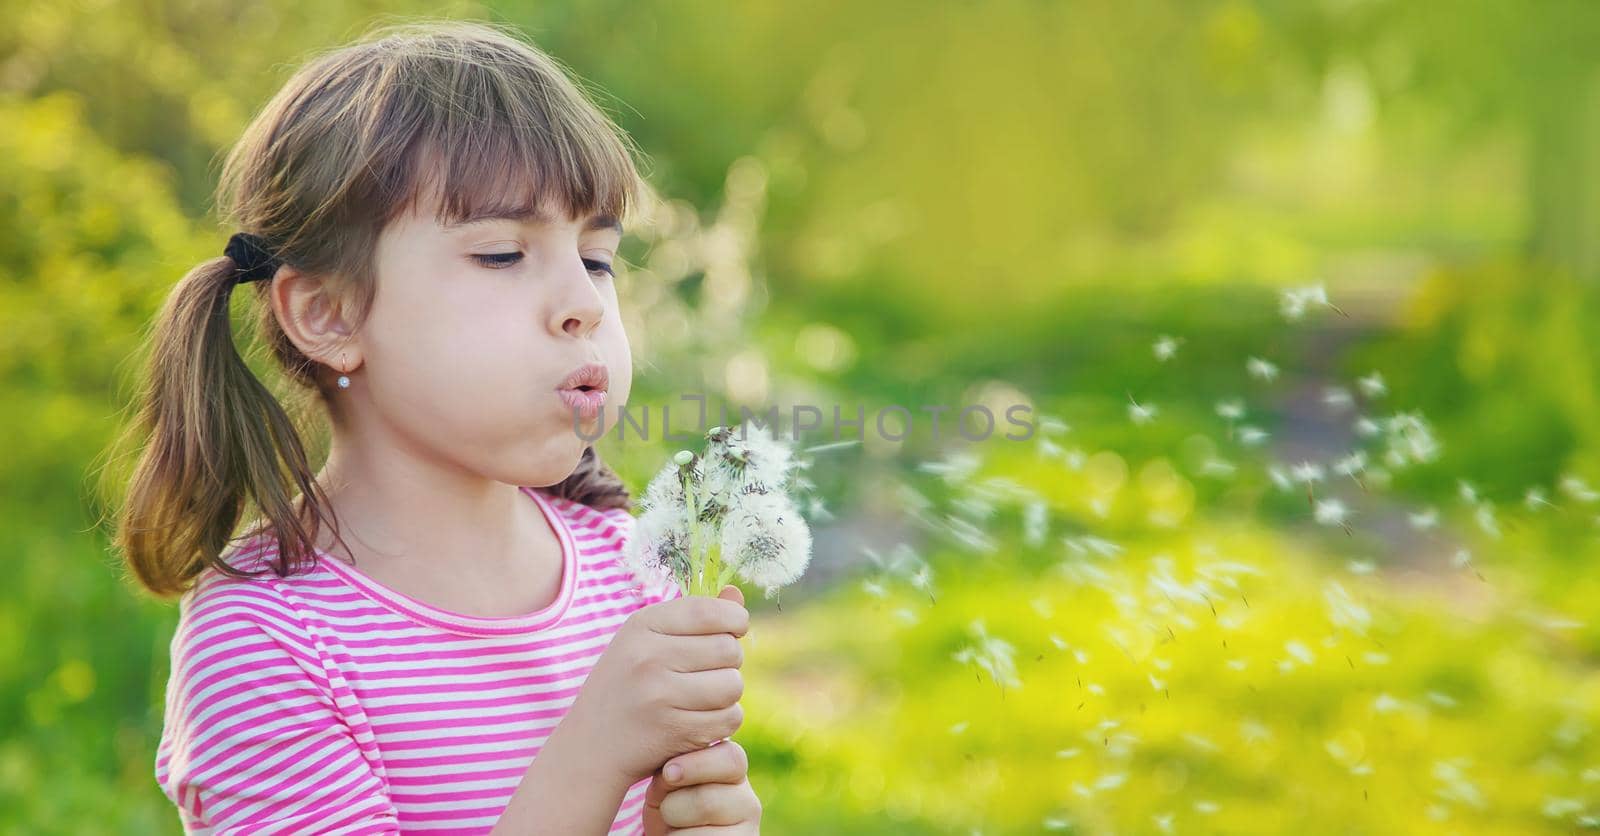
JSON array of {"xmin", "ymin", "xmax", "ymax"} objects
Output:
[
  {"xmin": 650, "ymin": 595, "xmax": 749, "ymax": 638},
  {"xmin": 662, "ymin": 739, "xmax": 749, "ymax": 787},
  {"xmin": 644, "ymin": 766, "xmax": 671, "ymax": 816},
  {"xmin": 668, "ymin": 668, "xmax": 743, "ymax": 711},
  {"xmin": 668, "ymin": 701, "xmax": 744, "ymax": 746},
  {"xmin": 667, "ymin": 633, "xmax": 744, "ymax": 673},
  {"xmin": 659, "ymin": 782, "xmax": 755, "ymax": 829},
  {"xmin": 718, "ymin": 584, "xmax": 745, "ymax": 606}
]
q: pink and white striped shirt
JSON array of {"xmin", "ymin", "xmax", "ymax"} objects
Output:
[{"xmin": 155, "ymin": 487, "xmax": 682, "ymax": 834}]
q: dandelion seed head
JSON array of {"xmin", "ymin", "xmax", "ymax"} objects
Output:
[{"xmin": 720, "ymin": 491, "xmax": 813, "ymax": 598}]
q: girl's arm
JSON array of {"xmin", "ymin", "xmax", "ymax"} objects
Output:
[{"xmin": 156, "ymin": 588, "xmax": 401, "ymax": 834}]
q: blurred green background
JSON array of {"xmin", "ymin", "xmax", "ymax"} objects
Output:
[{"xmin": 5, "ymin": 0, "xmax": 1600, "ymax": 832}]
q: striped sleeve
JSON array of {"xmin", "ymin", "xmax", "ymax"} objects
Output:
[{"xmin": 155, "ymin": 581, "xmax": 400, "ymax": 835}]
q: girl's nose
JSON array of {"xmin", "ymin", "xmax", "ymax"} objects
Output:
[{"xmin": 551, "ymin": 258, "xmax": 605, "ymax": 338}]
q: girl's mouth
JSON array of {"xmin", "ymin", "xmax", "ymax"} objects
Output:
[{"xmin": 556, "ymin": 387, "xmax": 607, "ymax": 420}]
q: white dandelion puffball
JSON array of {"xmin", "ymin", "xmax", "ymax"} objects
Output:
[
  {"xmin": 719, "ymin": 490, "xmax": 813, "ymax": 598},
  {"xmin": 625, "ymin": 503, "xmax": 690, "ymax": 589},
  {"xmin": 640, "ymin": 460, "xmax": 688, "ymax": 514},
  {"xmin": 698, "ymin": 423, "xmax": 798, "ymax": 507},
  {"xmin": 623, "ymin": 463, "xmax": 692, "ymax": 588}
]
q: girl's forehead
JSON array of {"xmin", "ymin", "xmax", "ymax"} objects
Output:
[{"xmin": 404, "ymin": 170, "xmax": 621, "ymax": 236}]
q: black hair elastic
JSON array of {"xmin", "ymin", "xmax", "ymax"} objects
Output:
[{"xmin": 223, "ymin": 232, "xmax": 282, "ymax": 283}]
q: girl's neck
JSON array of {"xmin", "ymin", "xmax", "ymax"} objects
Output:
[{"xmin": 312, "ymin": 437, "xmax": 551, "ymax": 575}]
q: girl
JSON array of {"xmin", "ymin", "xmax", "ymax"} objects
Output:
[{"xmin": 113, "ymin": 19, "xmax": 762, "ymax": 835}]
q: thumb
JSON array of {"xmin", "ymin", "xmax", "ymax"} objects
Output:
[{"xmin": 717, "ymin": 584, "xmax": 745, "ymax": 606}]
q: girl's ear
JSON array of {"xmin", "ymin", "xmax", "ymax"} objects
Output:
[{"xmin": 268, "ymin": 264, "xmax": 363, "ymax": 374}]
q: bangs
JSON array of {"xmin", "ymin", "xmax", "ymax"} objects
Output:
[{"xmin": 373, "ymin": 30, "xmax": 644, "ymax": 232}]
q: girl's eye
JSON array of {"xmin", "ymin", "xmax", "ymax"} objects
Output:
[
  {"xmin": 472, "ymin": 251, "xmax": 523, "ymax": 269},
  {"xmin": 470, "ymin": 252, "xmax": 614, "ymax": 279},
  {"xmin": 583, "ymin": 258, "xmax": 616, "ymax": 279}
]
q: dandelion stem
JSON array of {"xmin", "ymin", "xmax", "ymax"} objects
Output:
[{"xmin": 684, "ymin": 467, "xmax": 705, "ymax": 595}]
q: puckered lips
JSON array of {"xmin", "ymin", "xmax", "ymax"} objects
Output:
[{"xmin": 556, "ymin": 361, "xmax": 609, "ymax": 421}]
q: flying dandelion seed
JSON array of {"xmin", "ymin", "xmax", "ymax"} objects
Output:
[
  {"xmin": 1525, "ymin": 487, "xmax": 1556, "ymax": 511},
  {"xmin": 1292, "ymin": 462, "xmax": 1325, "ymax": 485},
  {"xmin": 908, "ymin": 564, "xmax": 938, "ymax": 604},
  {"xmin": 1352, "ymin": 415, "xmax": 1382, "ymax": 438},
  {"xmin": 1128, "ymin": 396, "xmax": 1158, "ymax": 425},
  {"xmin": 1458, "ymin": 480, "xmax": 1479, "ymax": 504},
  {"xmin": 1247, "ymin": 356, "xmax": 1280, "ymax": 382},
  {"xmin": 1324, "ymin": 581, "xmax": 1371, "ymax": 635},
  {"xmin": 1023, "ymin": 500, "xmax": 1049, "ymax": 547},
  {"xmin": 1280, "ymin": 282, "xmax": 1347, "ymax": 319},
  {"xmin": 1333, "ymin": 451, "xmax": 1369, "ymax": 488},
  {"xmin": 953, "ymin": 619, "xmax": 1021, "ymax": 692},
  {"xmin": 1560, "ymin": 475, "xmax": 1600, "ymax": 503},
  {"xmin": 1409, "ymin": 507, "xmax": 1439, "ymax": 530},
  {"xmin": 1237, "ymin": 425, "xmax": 1270, "ymax": 446},
  {"xmin": 1216, "ymin": 399, "xmax": 1246, "ymax": 421},
  {"xmin": 1357, "ymin": 371, "xmax": 1387, "ymax": 398},
  {"xmin": 1474, "ymin": 503, "xmax": 1502, "ymax": 539},
  {"xmin": 1064, "ymin": 535, "xmax": 1124, "ymax": 558},
  {"xmin": 1153, "ymin": 334, "xmax": 1183, "ymax": 361},
  {"xmin": 1314, "ymin": 499, "xmax": 1354, "ymax": 534},
  {"xmin": 1324, "ymin": 386, "xmax": 1355, "ymax": 411}
]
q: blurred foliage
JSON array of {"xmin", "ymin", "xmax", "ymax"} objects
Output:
[{"xmin": 2, "ymin": 0, "xmax": 1599, "ymax": 832}]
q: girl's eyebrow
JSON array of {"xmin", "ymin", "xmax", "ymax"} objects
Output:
[{"xmin": 443, "ymin": 204, "xmax": 623, "ymax": 236}]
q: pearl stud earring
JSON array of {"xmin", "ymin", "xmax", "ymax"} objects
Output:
[{"xmin": 337, "ymin": 352, "xmax": 351, "ymax": 389}]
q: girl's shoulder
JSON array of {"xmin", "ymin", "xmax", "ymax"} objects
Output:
[{"xmin": 177, "ymin": 535, "xmax": 326, "ymax": 628}]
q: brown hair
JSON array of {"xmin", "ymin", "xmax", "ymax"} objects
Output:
[{"xmin": 110, "ymin": 18, "xmax": 649, "ymax": 598}]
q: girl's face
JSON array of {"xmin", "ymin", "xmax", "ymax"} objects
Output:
[{"xmin": 355, "ymin": 192, "xmax": 632, "ymax": 487}]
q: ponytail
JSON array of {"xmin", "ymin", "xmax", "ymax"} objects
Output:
[{"xmin": 114, "ymin": 256, "xmax": 334, "ymax": 597}]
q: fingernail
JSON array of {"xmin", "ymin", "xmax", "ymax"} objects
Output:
[{"xmin": 665, "ymin": 764, "xmax": 682, "ymax": 783}]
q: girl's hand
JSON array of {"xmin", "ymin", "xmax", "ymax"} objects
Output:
[
  {"xmin": 563, "ymin": 586, "xmax": 749, "ymax": 786},
  {"xmin": 642, "ymin": 738, "xmax": 762, "ymax": 835}
]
